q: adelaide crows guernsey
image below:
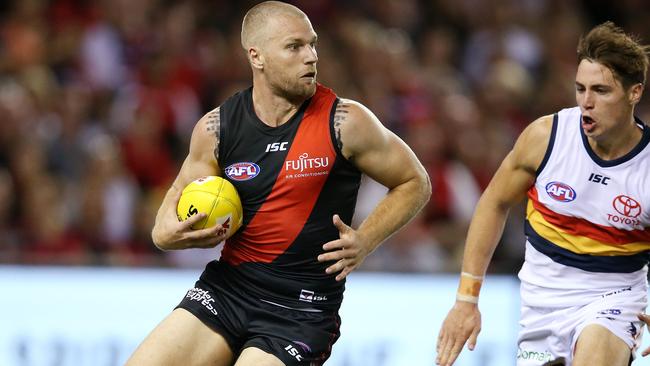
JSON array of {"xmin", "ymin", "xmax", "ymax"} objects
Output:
[
  {"xmin": 519, "ymin": 107, "xmax": 650, "ymax": 306},
  {"xmin": 208, "ymin": 84, "xmax": 361, "ymax": 310}
]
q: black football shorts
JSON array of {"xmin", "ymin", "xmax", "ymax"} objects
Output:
[{"xmin": 176, "ymin": 275, "xmax": 341, "ymax": 365}]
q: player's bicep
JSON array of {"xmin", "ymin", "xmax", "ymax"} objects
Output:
[
  {"xmin": 173, "ymin": 109, "xmax": 222, "ymax": 189},
  {"xmin": 482, "ymin": 115, "xmax": 553, "ymax": 208},
  {"xmin": 357, "ymin": 131, "xmax": 423, "ymax": 189},
  {"xmin": 340, "ymin": 102, "xmax": 425, "ymax": 188},
  {"xmin": 482, "ymin": 151, "xmax": 536, "ymax": 208}
]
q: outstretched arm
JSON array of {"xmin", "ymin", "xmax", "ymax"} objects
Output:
[
  {"xmin": 151, "ymin": 108, "xmax": 227, "ymax": 250},
  {"xmin": 317, "ymin": 99, "xmax": 432, "ymax": 281},
  {"xmin": 436, "ymin": 115, "xmax": 553, "ymax": 366}
]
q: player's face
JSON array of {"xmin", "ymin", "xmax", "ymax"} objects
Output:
[
  {"xmin": 575, "ymin": 59, "xmax": 635, "ymax": 141},
  {"xmin": 262, "ymin": 14, "xmax": 318, "ymax": 100}
]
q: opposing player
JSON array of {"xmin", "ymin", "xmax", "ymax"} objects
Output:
[
  {"xmin": 126, "ymin": 1, "xmax": 431, "ymax": 365},
  {"xmin": 436, "ymin": 22, "xmax": 650, "ymax": 366}
]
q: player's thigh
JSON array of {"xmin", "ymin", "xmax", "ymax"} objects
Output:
[
  {"xmin": 573, "ymin": 324, "xmax": 630, "ymax": 366},
  {"xmin": 126, "ymin": 308, "xmax": 234, "ymax": 366},
  {"xmin": 235, "ymin": 347, "xmax": 286, "ymax": 366}
]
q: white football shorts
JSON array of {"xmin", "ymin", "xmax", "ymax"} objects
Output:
[{"xmin": 517, "ymin": 289, "xmax": 646, "ymax": 365}]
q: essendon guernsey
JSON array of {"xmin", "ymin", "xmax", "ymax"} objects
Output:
[{"xmin": 210, "ymin": 84, "xmax": 361, "ymax": 310}]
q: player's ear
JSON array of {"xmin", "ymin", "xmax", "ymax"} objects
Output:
[
  {"xmin": 249, "ymin": 47, "xmax": 264, "ymax": 70},
  {"xmin": 628, "ymin": 83, "xmax": 643, "ymax": 105}
]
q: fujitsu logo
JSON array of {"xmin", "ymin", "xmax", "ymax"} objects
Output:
[{"xmin": 285, "ymin": 153, "xmax": 329, "ymax": 173}]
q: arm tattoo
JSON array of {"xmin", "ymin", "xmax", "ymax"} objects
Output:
[
  {"xmin": 333, "ymin": 101, "xmax": 350, "ymax": 153},
  {"xmin": 205, "ymin": 107, "xmax": 221, "ymax": 161}
]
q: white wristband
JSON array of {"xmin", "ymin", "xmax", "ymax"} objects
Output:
[{"xmin": 456, "ymin": 293, "xmax": 479, "ymax": 304}]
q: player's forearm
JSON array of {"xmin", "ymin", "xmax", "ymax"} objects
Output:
[
  {"xmin": 151, "ymin": 184, "xmax": 182, "ymax": 249},
  {"xmin": 357, "ymin": 173, "xmax": 431, "ymax": 251},
  {"xmin": 461, "ymin": 193, "xmax": 510, "ymax": 276},
  {"xmin": 454, "ymin": 192, "xmax": 510, "ymax": 304}
]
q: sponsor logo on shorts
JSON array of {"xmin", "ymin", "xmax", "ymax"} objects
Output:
[
  {"xmin": 596, "ymin": 308, "xmax": 622, "ymax": 321},
  {"xmin": 299, "ymin": 289, "xmax": 328, "ymax": 303},
  {"xmin": 597, "ymin": 308, "xmax": 621, "ymax": 316},
  {"xmin": 517, "ymin": 348, "xmax": 553, "ymax": 363},
  {"xmin": 545, "ymin": 181, "xmax": 576, "ymax": 202},
  {"xmin": 602, "ymin": 286, "xmax": 631, "ymax": 298},
  {"xmin": 185, "ymin": 287, "xmax": 218, "ymax": 316},
  {"xmin": 225, "ymin": 162, "xmax": 260, "ymax": 181}
]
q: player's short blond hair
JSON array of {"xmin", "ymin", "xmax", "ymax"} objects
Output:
[{"xmin": 241, "ymin": 1, "xmax": 307, "ymax": 50}]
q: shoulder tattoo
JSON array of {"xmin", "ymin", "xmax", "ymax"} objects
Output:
[
  {"xmin": 205, "ymin": 107, "xmax": 220, "ymax": 160},
  {"xmin": 333, "ymin": 101, "xmax": 350, "ymax": 152}
]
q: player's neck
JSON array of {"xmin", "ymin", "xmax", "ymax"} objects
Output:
[
  {"xmin": 588, "ymin": 118, "xmax": 643, "ymax": 160},
  {"xmin": 251, "ymin": 85, "xmax": 303, "ymax": 128}
]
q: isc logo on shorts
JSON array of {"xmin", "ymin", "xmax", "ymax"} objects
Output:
[
  {"xmin": 545, "ymin": 181, "xmax": 576, "ymax": 202},
  {"xmin": 299, "ymin": 289, "xmax": 327, "ymax": 302},
  {"xmin": 284, "ymin": 345, "xmax": 303, "ymax": 361},
  {"xmin": 225, "ymin": 162, "xmax": 260, "ymax": 181},
  {"xmin": 285, "ymin": 341, "xmax": 311, "ymax": 362}
]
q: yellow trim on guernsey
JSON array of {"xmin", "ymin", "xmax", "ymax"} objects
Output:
[{"xmin": 526, "ymin": 201, "xmax": 650, "ymax": 256}]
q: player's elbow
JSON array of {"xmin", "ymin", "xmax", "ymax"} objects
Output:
[
  {"xmin": 413, "ymin": 168, "xmax": 432, "ymax": 205},
  {"xmin": 420, "ymin": 171, "xmax": 433, "ymax": 203}
]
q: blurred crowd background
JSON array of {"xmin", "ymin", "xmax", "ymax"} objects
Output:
[{"xmin": 1, "ymin": 0, "xmax": 649, "ymax": 272}]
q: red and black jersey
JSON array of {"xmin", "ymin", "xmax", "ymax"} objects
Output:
[{"xmin": 210, "ymin": 84, "xmax": 361, "ymax": 310}]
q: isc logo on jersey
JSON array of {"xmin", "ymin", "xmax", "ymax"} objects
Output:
[
  {"xmin": 226, "ymin": 162, "xmax": 260, "ymax": 181},
  {"xmin": 545, "ymin": 181, "xmax": 576, "ymax": 202}
]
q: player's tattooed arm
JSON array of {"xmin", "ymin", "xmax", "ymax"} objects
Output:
[
  {"xmin": 205, "ymin": 107, "xmax": 221, "ymax": 161},
  {"xmin": 333, "ymin": 100, "xmax": 350, "ymax": 154}
]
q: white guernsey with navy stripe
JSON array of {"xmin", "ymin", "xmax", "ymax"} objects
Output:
[{"xmin": 519, "ymin": 106, "xmax": 650, "ymax": 306}]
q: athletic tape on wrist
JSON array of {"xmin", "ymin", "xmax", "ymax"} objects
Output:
[
  {"xmin": 458, "ymin": 272, "xmax": 483, "ymax": 298},
  {"xmin": 456, "ymin": 293, "xmax": 479, "ymax": 304},
  {"xmin": 461, "ymin": 272, "xmax": 484, "ymax": 280}
]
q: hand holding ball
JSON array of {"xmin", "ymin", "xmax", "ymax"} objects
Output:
[{"xmin": 177, "ymin": 176, "xmax": 243, "ymax": 239}]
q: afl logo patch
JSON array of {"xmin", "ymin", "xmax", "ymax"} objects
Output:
[
  {"xmin": 225, "ymin": 162, "xmax": 260, "ymax": 181},
  {"xmin": 545, "ymin": 181, "xmax": 576, "ymax": 202},
  {"xmin": 612, "ymin": 195, "xmax": 642, "ymax": 218}
]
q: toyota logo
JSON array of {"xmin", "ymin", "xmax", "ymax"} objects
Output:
[{"xmin": 612, "ymin": 195, "xmax": 642, "ymax": 218}]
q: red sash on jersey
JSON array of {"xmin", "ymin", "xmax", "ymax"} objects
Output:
[{"xmin": 222, "ymin": 85, "xmax": 338, "ymax": 265}]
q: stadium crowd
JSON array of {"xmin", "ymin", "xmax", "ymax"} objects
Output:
[{"xmin": 1, "ymin": 0, "xmax": 648, "ymax": 272}]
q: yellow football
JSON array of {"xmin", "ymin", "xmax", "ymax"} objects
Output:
[{"xmin": 177, "ymin": 176, "xmax": 243, "ymax": 238}]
